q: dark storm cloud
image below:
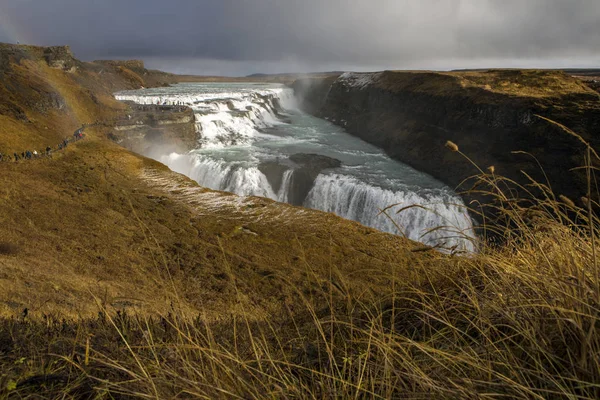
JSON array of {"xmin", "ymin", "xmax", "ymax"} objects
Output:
[{"xmin": 0, "ymin": 0, "xmax": 598, "ymax": 74}]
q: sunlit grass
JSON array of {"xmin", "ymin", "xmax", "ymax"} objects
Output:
[{"xmin": 3, "ymin": 140, "xmax": 600, "ymax": 399}]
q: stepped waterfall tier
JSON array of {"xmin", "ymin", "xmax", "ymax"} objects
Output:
[{"xmin": 116, "ymin": 83, "xmax": 475, "ymax": 252}]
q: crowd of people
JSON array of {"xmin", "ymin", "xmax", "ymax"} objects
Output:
[{"xmin": 0, "ymin": 127, "xmax": 86, "ymax": 163}]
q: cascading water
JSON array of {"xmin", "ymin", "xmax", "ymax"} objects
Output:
[
  {"xmin": 117, "ymin": 83, "xmax": 296, "ymax": 148},
  {"xmin": 305, "ymin": 174, "xmax": 473, "ymax": 247},
  {"xmin": 162, "ymin": 153, "xmax": 276, "ymax": 199},
  {"xmin": 116, "ymin": 82, "xmax": 476, "ymax": 252},
  {"xmin": 277, "ymin": 170, "xmax": 294, "ymax": 203}
]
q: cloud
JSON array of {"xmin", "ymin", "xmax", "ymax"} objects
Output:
[{"xmin": 0, "ymin": 0, "xmax": 598, "ymax": 74}]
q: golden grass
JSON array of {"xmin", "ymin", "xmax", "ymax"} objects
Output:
[
  {"xmin": 2, "ymin": 142, "xmax": 600, "ymax": 399},
  {"xmin": 451, "ymin": 69, "xmax": 595, "ymax": 98},
  {"xmin": 118, "ymin": 66, "xmax": 145, "ymax": 88},
  {"xmin": 2, "ymin": 46, "xmax": 600, "ymax": 398},
  {"xmin": 377, "ymin": 69, "xmax": 598, "ymax": 99}
]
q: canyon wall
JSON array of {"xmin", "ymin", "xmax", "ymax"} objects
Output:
[
  {"xmin": 111, "ymin": 102, "xmax": 197, "ymax": 154},
  {"xmin": 294, "ymin": 70, "xmax": 600, "ymax": 221}
]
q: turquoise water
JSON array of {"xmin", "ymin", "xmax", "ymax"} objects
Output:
[{"xmin": 116, "ymin": 83, "xmax": 475, "ymax": 251}]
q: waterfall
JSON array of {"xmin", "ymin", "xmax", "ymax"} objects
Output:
[
  {"xmin": 116, "ymin": 87, "xmax": 296, "ymax": 148},
  {"xmin": 160, "ymin": 152, "xmax": 474, "ymax": 251},
  {"xmin": 161, "ymin": 153, "xmax": 276, "ymax": 198},
  {"xmin": 117, "ymin": 83, "xmax": 475, "ymax": 252},
  {"xmin": 277, "ymin": 170, "xmax": 294, "ymax": 203},
  {"xmin": 305, "ymin": 174, "xmax": 474, "ymax": 252}
]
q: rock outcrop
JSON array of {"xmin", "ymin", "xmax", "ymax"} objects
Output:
[
  {"xmin": 43, "ymin": 46, "xmax": 77, "ymax": 70},
  {"xmin": 294, "ymin": 70, "xmax": 600, "ymax": 221},
  {"xmin": 258, "ymin": 154, "xmax": 342, "ymax": 205},
  {"xmin": 286, "ymin": 154, "xmax": 341, "ymax": 205},
  {"xmin": 111, "ymin": 102, "xmax": 198, "ymax": 153}
]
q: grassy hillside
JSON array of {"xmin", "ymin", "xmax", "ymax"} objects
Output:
[
  {"xmin": 1, "ymin": 45, "xmax": 599, "ymax": 398},
  {"xmin": 0, "ymin": 43, "xmax": 428, "ymax": 317}
]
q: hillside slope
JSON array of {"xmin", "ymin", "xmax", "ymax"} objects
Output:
[
  {"xmin": 0, "ymin": 44, "xmax": 435, "ymax": 319},
  {"xmin": 2, "ymin": 45, "xmax": 600, "ymax": 399}
]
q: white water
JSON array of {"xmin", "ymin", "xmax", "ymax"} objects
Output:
[
  {"xmin": 116, "ymin": 82, "xmax": 476, "ymax": 252},
  {"xmin": 162, "ymin": 152, "xmax": 276, "ymax": 199},
  {"xmin": 305, "ymin": 174, "xmax": 473, "ymax": 246},
  {"xmin": 277, "ymin": 169, "xmax": 294, "ymax": 203},
  {"xmin": 116, "ymin": 84, "xmax": 296, "ymax": 148}
]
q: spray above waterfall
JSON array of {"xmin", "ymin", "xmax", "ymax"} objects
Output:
[{"xmin": 116, "ymin": 82, "xmax": 475, "ymax": 252}]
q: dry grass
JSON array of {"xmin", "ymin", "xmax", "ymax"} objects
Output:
[
  {"xmin": 118, "ymin": 66, "xmax": 145, "ymax": 88},
  {"xmin": 1, "ymin": 44, "xmax": 599, "ymax": 399},
  {"xmin": 2, "ymin": 143, "xmax": 600, "ymax": 399},
  {"xmin": 376, "ymin": 69, "xmax": 598, "ymax": 99},
  {"xmin": 452, "ymin": 69, "xmax": 595, "ymax": 98}
]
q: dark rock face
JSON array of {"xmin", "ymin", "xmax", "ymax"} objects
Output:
[
  {"xmin": 294, "ymin": 71, "xmax": 600, "ymax": 222},
  {"xmin": 287, "ymin": 153, "xmax": 341, "ymax": 206},
  {"xmin": 259, "ymin": 154, "xmax": 342, "ymax": 205},
  {"xmin": 43, "ymin": 46, "xmax": 76, "ymax": 70},
  {"xmin": 585, "ymin": 80, "xmax": 600, "ymax": 94},
  {"xmin": 258, "ymin": 161, "xmax": 289, "ymax": 193},
  {"xmin": 111, "ymin": 103, "xmax": 198, "ymax": 154}
]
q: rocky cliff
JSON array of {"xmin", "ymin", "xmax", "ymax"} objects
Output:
[
  {"xmin": 294, "ymin": 70, "xmax": 600, "ymax": 222},
  {"xmin": 111, "ymin": 102, "xmax": 198, "ymax": 154}
]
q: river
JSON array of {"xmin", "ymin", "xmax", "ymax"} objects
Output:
[{"xmin": 116, "ymin": 82, "xmax": 475, "ymax": 252}]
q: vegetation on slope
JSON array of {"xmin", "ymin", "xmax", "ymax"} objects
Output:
[
  {"xmin": 378, "ymin": 69, "xmax": 597, "ymax": 99},
  {"xmin": 2, "ymin": 154, "xmax": 600, "ymax": 399},
  {"xmin": 0, "ymin": 43, "xmax": 424, "ymax": 318},
  {"xmin": 1, "ymin": 44, "xmax": 599, "ymax": 398}
]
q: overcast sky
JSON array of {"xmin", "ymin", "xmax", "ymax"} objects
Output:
[{"xmin": 0, "ymin": 0, "xmax": 599, "ymax": 76}]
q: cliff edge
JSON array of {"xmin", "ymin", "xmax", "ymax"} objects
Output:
[{"xmin": 294, "ymin": 70, "xmax": 600, "ymax": 222}]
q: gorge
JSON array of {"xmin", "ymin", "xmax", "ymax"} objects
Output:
[
  {"xmin": 293, "ymin": 70, "xmax": 600, "ymax": 221},
  {"xmin": 115, "ymin": 83, "xmax": 475, "ymax": 251},
  {"xmin": 2, "ymin": 41, "xmax": 600, "ymax": 398}
]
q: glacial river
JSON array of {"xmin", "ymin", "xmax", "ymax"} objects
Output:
[{"xmin": 116, "ymin": 82, "xmax": 475, "ymax": 252}]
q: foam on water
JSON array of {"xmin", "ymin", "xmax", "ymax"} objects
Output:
[
  {"xmin": 162, "ymin": 153, "xmax": 276, "ymax": 199},
  {"xmin": 117, "ymin": 82, "xmax": 476, "ymax": 251},
  {"xmin": 306, "ymin": 174, "xmax": 474, "ymax": 251},
  {"xmin": 116, "ymin": 85, "xmax": 296, "ymax": 148},
  {"xmin": 160, "ymin": 152, "xmax": 474, "ymax": 252}
]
